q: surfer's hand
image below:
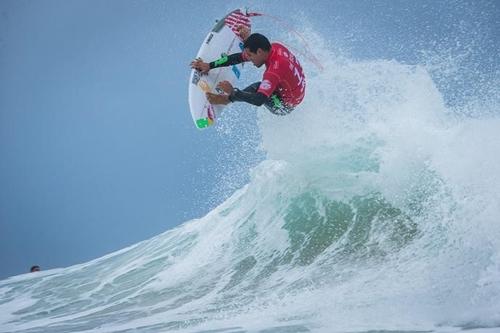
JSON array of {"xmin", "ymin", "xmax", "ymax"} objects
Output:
[
  {"xmin": 206, "ymin": 92, "xmax": 230, "ymax": 105},
  {"xmin": 217, "ymin": 81, "xmax": 233, "ymax": 94},
  {"xmin": 191, "ymin": 59, "xmax": 210, "ymax": 74},
  {"xmin": 238, "ymin": 25, "xmax": 250, "ymax": 41}
]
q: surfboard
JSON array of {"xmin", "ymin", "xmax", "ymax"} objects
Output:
[{"xmin": 188, "ymin": 9, "xmax": 253, "ymax": 129}]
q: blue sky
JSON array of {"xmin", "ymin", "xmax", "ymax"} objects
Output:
[
  {"xmin": 0, "ymin": 0, "xmax": 243, "ymax": 279},
  {"xmin": 1, "ymin": 0, "xmax": 498, "ymax": 279}
]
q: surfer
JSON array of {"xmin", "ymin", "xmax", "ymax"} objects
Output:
[{"xmin": 191, "ymin": 28, "xmax": 306, "ymax": 116}]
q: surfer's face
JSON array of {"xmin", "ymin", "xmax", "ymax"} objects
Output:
[{"xmin": 245, "ymin": 48, "xmax": 267, "ymax": 68}]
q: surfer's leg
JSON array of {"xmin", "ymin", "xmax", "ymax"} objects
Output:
[{"xmin": 264, "ymin": 94, "xmax": 294, "ymax": 116}]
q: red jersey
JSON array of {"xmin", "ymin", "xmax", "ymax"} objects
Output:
[{"xmin": 255, "ymin": 43, "xmax": 306, "ymax": 107}]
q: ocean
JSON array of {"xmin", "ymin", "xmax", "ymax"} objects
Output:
[{"xmin": 1, "ymin": 2, "xmax": 499, "ymax": 332}]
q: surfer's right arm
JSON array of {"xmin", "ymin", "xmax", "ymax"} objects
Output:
[
  {"xmin": 209, "ymin": 53, "xmax": 246, "ymax": 69},
  {"xmin": 191, "ymin": 53, "xmax": 246, "ymax": 74},
  {"xmin": 190, "ymin": 59, "xmax": 210, "ymax": 74}
]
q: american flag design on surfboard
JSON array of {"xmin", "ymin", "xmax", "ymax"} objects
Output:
[{"xmin": 224, "ymin": 9, "xmax": 261, "ymax": 40}]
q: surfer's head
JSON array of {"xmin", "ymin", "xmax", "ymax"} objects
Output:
[{"xmin": 243, "ymin": 33, "xmax": 271, "ymax": 68}]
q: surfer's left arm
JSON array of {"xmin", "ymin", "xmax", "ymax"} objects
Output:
[
  {"xmin": 229, "ymin": 89, "xmax": 268, "ymax": 106},
  {"xmin": 217, "ymin": 81, "xmax": 269, "ymax": 106},
  {"xmin": 206, "ymin": 88, "xmax": 267, "ymax": 106},
  {"xmin": 228, "ymin": 70, "xmax": 281, "ymax": 106},
  {"xmin": 207, "ymin": 80, "xmax": 268, "ymax": 106},
  {"xmin": 215, "ymin": 81, "xmax": 268, "ymax": 106}
]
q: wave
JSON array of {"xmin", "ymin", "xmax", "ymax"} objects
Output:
[{"xmin": 1, "ymin": 23, "xmax": 500, "ymax": 333}]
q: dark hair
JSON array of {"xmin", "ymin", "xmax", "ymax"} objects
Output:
[
  {"xmin": 243, "ymin": 33, "xmax": 271, "ymax": 53},
  {"xmin": 30, "ymin": 265, "xmax": 40, "ymax": 272}
]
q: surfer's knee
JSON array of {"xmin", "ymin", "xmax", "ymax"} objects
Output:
[{"xmin": 264, "ymin": 94, "xmax": 294, "ymax": 116}]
